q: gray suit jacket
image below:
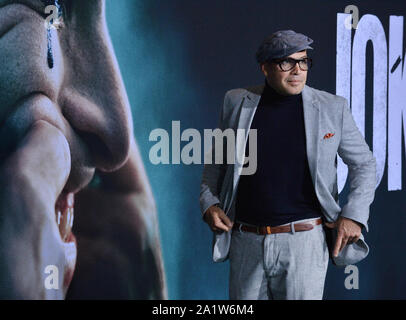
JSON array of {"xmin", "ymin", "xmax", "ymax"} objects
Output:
[{"xmin": 200, "ymin": 84, "xmax": 377, "ymax": 266}]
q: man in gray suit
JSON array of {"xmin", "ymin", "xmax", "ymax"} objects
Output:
[{"xmin": 200, "ymin": 30, "xmax": 376, "ymax": 300}]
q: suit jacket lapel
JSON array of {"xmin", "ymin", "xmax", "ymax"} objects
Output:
[
  {"xmin": 301, "ymin": 85, "xmax": 320, "ymax": 191},
  {"xmin": 233, "ymin": 86, "xmax": 263, "ymax": 190}
]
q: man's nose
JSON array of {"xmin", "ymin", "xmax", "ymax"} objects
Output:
[
  {"xmin": 59, "ymin": 21, "xmax": 133, "ymax": 172},
  {"xmin": 291, "ymin": 62, "xmax": 301, "ymax": 74}
]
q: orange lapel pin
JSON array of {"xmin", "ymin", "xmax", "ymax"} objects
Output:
[{"xmin": 323, "ymin": 132, "xmax": 335, "ymax": 139}]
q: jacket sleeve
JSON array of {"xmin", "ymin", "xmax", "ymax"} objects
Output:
[
  {"xmin": 199, "ymin": 91, "xmax": 230, "ymax": 219},
  {"xmin": 337, "ymin": 98, "xmax": 377, "ymax": 232}
]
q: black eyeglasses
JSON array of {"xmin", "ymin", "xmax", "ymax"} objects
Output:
[{"xmin": 271, "ymin": 57, "xmax": 313, "ymax": 72}]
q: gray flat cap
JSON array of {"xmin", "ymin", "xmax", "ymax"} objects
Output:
[{"xmin": 256, "ymin": 30, "xmax": 313, "ymax": 64}]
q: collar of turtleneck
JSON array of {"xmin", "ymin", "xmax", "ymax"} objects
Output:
[{"xmin": 261, "ymin": 78, "xmax": 302, "ymax": 105}]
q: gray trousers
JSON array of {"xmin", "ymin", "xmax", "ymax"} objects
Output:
[{"xmin": 229, "ymin": 217, "xmax": 329, "ymax": 300}]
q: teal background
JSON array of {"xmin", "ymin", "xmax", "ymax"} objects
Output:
[
  {"xmin": 106, "ymin": 0, "xmax": 406, "ymax": 299},
  {"xmin": 105, "ymin": 1, "xmax": 223, "ymax": 300}
]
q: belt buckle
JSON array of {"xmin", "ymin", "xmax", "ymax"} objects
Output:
[{"xmin": 266, "ymin": 226, "xmax": 271, "ymax": 234}]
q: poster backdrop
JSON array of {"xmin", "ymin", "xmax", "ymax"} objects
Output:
[{"xmin": 106, "ymin": 0, "xmax": 406, "ymax": 299}]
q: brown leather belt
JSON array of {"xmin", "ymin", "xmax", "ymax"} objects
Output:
[{"xmin": 233, "ymin": 218, "xmax": 323, "ymax": 235}]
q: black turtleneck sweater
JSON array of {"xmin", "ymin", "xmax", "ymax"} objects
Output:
[{"xmin": 235, "ymin": 79, "xmax": 322, "ymax": 227}]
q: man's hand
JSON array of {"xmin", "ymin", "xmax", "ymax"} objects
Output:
[
  {"xmin": 325, "ymin": 216, "xmax": 362, "ymax": 257},
  {"xmin": 0, "ymin": 120, "xmax": 72, "ymax": 299},
  {"xmin": 203, "ymin": 204, "xmax": 233, "ymax": 232}
]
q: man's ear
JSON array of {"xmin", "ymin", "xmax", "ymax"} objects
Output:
[{"xmin": 260, "ymin": 63, "xmax": 268, "ymax": 77}]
